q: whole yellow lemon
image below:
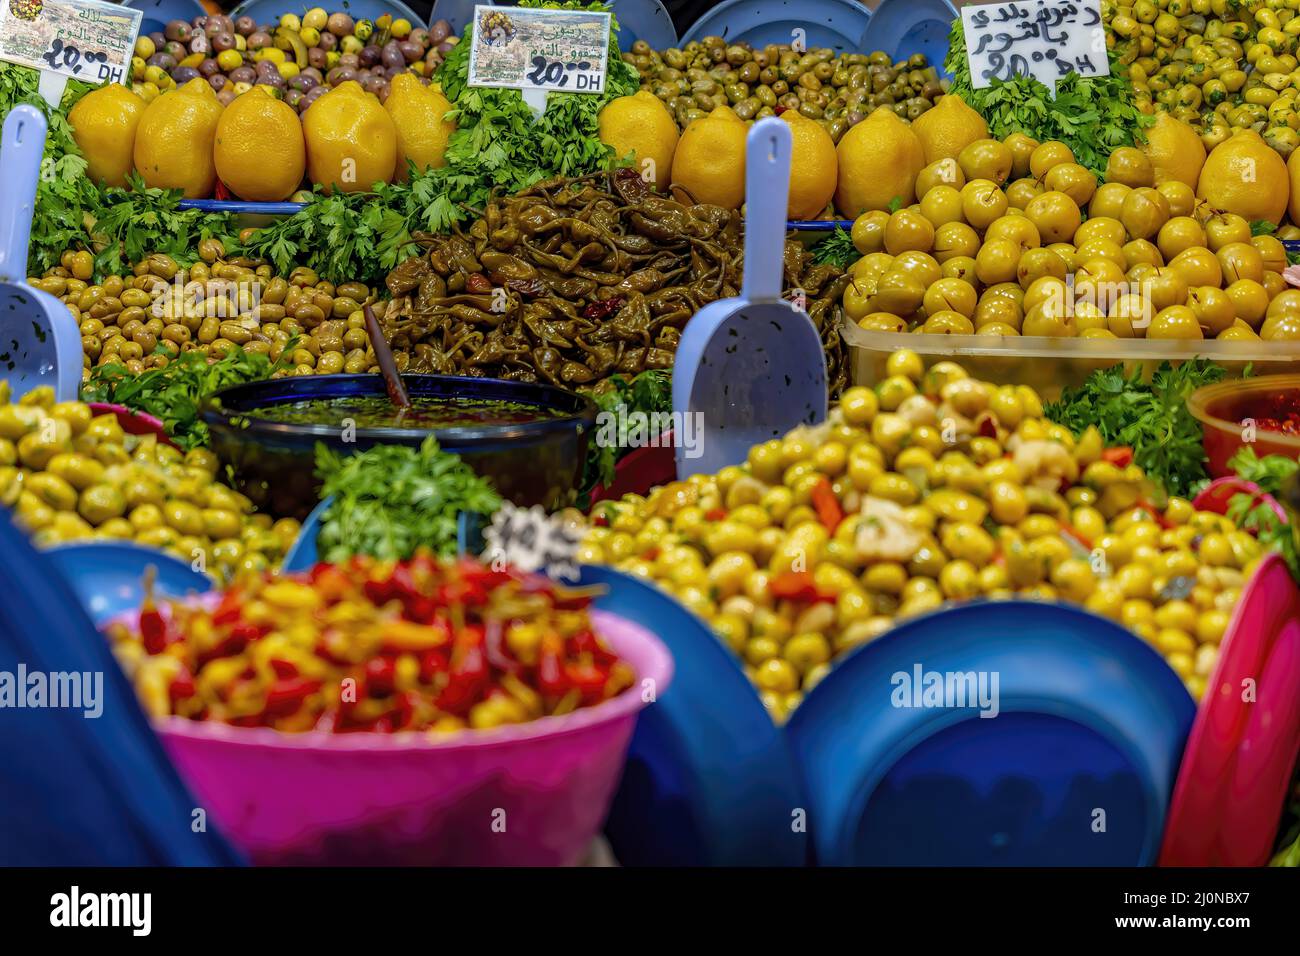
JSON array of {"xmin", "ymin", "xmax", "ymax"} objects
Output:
[{"xmin": 68, "ymin": 84, "xmax": 147, "ymax": 188}]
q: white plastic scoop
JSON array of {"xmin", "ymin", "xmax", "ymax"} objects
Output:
[
  {"xmin": 671, "ymin": 116, "xmax": 828, "ymax": 479},
  {"xmin": 0, "ymin": 106, "xmax": 81, "ymax": 401}
]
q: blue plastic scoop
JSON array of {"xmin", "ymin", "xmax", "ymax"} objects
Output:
[
  {"xmin": 671, "ymin": 117, "xmax": 828, "ymax": 479},
  {"xmin": 0, "ymin": 106, "xmax": 81, "ymax": 402}
]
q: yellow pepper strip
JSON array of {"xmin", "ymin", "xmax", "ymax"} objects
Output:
[{"xmin": 380, "ymin": 618, "xmax": 451, "ymax": 651}]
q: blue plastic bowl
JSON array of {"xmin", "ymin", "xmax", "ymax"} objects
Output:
[
  {"xmin": 682, "ymin": 0, "xmax": 873, "ymax": 55},
  {"xmin": 43, "ymin": 541, "xmax": 213, "ymax": 626},
  {"xmin": 200, "ymin": 374, "xmax": 597, "ymax": 520},
  {"xmin": 861, "ymin": 0, "xmax": 959, "ymax": 75},
  {"xmin": 120, "ymin": 0, "xmax": 207, "ymax": 37},
  {"xmin": 787, "ymin": 600, "xmax": 1195, "ymax": 866},
  {"xmin": 578, "ymin": 565, "xmax": 807, "ymax": 866},
  {"xmin": 230, "ymin": 0, "xmax": 427, "ymax": 30}
]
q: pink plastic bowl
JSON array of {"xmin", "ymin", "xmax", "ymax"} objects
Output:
[{"xmin": 149, "ymin": 610, "xmax": 671, "ymax": 865}]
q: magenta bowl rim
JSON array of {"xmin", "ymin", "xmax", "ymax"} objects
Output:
[{"xmin": 144, "ymin": 608, "xmax": 673, "ymax": 754}]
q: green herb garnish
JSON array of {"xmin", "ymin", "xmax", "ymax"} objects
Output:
[
  {"xmin": 80, "ymin": 345, "xmax": 292, "ymax": 450},
  {"xmin": 1223, "ymin": 446, "xmax": 1300, "ymax": 579},
  {"xmin": 1044, "ymin": 360, "xmax": 1227, "ymax": 498},
  {"xmin": 579, "ymin": 369, "xmax": 672, "ymax": 504},
  {"xmin": 944, "ymin": 19, "xmax": 1152, "ymax": 176},
  {"xmin": 811, "ymin": 226, "xmax": 861, "ymax": 270},
  {"xmin": 314, "ymin": 437, "xmax": 502, "ymax": 562}
]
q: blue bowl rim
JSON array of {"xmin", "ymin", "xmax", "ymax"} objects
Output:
[{"xmin": 199, "ymin": 373, "xmax": 599, "ymax": 447}]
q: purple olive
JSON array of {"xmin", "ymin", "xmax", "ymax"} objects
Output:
[
  {"xmin": 171, "ymin": 66, "xmax": 200, "ymax": 84},
  {"xmin": 399, "ymin": 40, "xmax": 422, "ymax": 63},
  {"xmin": 301, "ymin": 86, "xmax": 326, "ymax": 110},
  {"xmin": 198, "ymin": 57, "xmax": 220, "ymax": 77},
  {"xmin": 317, "ymin": 31, "xmax": 337, "ymax": 51},
  {"xmin": 212, "ymin": 32, "xmax": 236, "ymax": 52},
  {"xmin": 256, "ymin": 73, "xmax": 285, "ymax": 89},
  {"xmin": 189, "ymin": 33, "xmax": 209, "ymax": 54},
  {"xmin": 247, "ymin": 31, "xmax": 271, "ymax": 51},
  {"xmin": 326, "ymin": 12, "xmax": 354, "ymax": 36},
  {"xmin": 381, "ymin": 41, "xmax": 404, "ymax": 69},
  {"xmin": 290, "ymin": 73, "xmax": 317, "ymax": 92},
  {"xmin": 208, "ymin": 73, "xmax": 227, "ymax": 91},
  {"xmin": 147, "ymin": 52, "xmax": 177, "ymax": 71},
  {"xmin": 359, "ymin": 74, "xmax": 382, "ymax": 95},
  {"xmin": 229, "ymin": 65, "xmax": 255, "ymax": 84},
  {"xmin": 377, "ymin": 81, "xmax": 391, "ymax": 101},
  {"xmin": 165, "ymin": 20, "xmax": 192, "ymax": 42},
  {"xmin": 235, "ymin": 16, "xmax": 256, "ymax": 36},
  {"xmin": 437, "ymin": 39, "xmax": 457, "ymax": 54},
  {"xmin": 285, "ymin": 89, "xmax": 304, "ymax": 109},
  {"xmin": 164, "ymin": 40, "xmax": 186, "ymax": 60},
  {"xmin": 409, "ymin": 29, "xmax": 430, "ymax": 50},
  {"xmin": 339, "ymin": 52, "xmax": 359, "ymax": 69},
  {"xmin": 216, "ymin": 88, "xmax": 237, "ymax": 106},
  {"xmin": 307, "ymin": 47, "xmax": 328, "ymax": 69},
  {"xmin": 206, "ymin": 15, "xmax": 232, "ymax": 36},
  {"xmin": 301, "ymin": 66, "xmax": 323, "ymax": 83},
  {"xmin": 149, "ymin": 31, "xmax": 166, "ymax": 48},
  {"xmin": 358, "ymin": 45, "xmax": 380, "ymax": 68},
  {"xmin": 429, "ymin": 19, "xmax": 451, "ymax": 43}
]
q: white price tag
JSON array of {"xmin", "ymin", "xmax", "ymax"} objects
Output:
[
  {"xmin": 962, "ymin": 0, "xmax": 1108, "ymax": 90},
  {"xmin": 481, "ymin": 502, "xmax": 584, "ymax": 583},
  {"xmin": 466, "ymin": 3, "xmax": 610, "ymax": 95},
  {"xmin": 0, "ymin": 0, "xmax": 141, "ymax": 88}
]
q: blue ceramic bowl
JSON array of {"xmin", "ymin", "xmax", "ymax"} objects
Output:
[{"xmin": 200, "ymin": 374, "xmax": 597, "ymax": 520}]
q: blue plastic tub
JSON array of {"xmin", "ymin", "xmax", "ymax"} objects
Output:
[
  {"xmin": 862, "ymin": 0, "xmax": 959, "ymax": 75},
  {"xmin": 787, "ymin": 600, "xmax": 1196, "ymax": 866},
  {"xmin": 121, "ymin": 0, "xmax": 207, "ymax": 37},
  {"xmin": 682, "ymin": 0, "xmax": 873, "ymax": 55}
]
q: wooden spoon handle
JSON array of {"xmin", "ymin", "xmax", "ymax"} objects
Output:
[{"xmin": 364, "ymin": 304, "xmax": 411, "ymax": 409}]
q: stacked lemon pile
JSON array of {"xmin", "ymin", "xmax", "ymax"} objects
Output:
[
  {"xmin": 840, "ymin": 97, "xmax": 1300, "ymax": 341},
  {"xmin": 66, "ymin": 74, "xmax": 454, "ymax": 200}
]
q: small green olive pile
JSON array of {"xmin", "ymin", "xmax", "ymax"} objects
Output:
[
  {"xmin": 623, "ymin": 38, "xmax": 944, "ymax": 142},
  {"xmin": 0, "ymin": 383, "xmax": 299, "ymax": 581},
  {"xmin": 29, "ymin": 243, "xmax": 382, "ymax": 380},
  {"xmin": 582, "ymin": 351, "xmax": 1257, "ymax": 721}
]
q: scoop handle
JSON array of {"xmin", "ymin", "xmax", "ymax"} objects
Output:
[
  {"xmin": 740, "ymin": 117, "xmax": 792, "ymax": 302},
  {"xmin": 0, "ymin": 106, "xmax": 45, "ymax": 284}
]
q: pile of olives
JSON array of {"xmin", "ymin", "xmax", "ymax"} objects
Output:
[
  {"xmin": 842, "ymin": 135, "xmax": 1300, "ymax": 340},
  {"xmin": 1105, "ymin": 0, "xmax": 1300, "ymax": 156},
  {"xmin": 0, "ymin": 384, "xmax": 299, "ymax": 581},
  {"xmin": 29, "ymin": 243, "xmax": 382, "ymax": 380},
  {"xmin": 582, "ymin": 352, "xmax": 1252, "ymax": 719},
  {"xmin": 622, "ymin": 38, "xmax": 945, "ymax": 143},
  {"xmin": 132, "ymin": 9, "xmax": 457, "ymax": 109}
]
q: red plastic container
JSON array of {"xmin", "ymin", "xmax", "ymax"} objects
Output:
[
  {"xmin": 86, "ymin": 402, "xmax": 174, "ymax": 447},
  {"xmin": 1187, "ymin": 375, "xmax": 1300, "ymax": 477}
]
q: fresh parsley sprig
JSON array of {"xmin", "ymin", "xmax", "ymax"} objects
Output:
[
  {"xmin": 314, "ymin": 438, "xmax": 503, "ymax": 562},
  {"xmin": 943, "ymin": 19, "xmax": 1152, "ymax": 176},
  {"xmin": 1044, "ymin": 360, "xmax": 1226, "ymax": 498},
  {"xmin": 81, "ymin": 345, "xmax": 292, "ymax": 450}
]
